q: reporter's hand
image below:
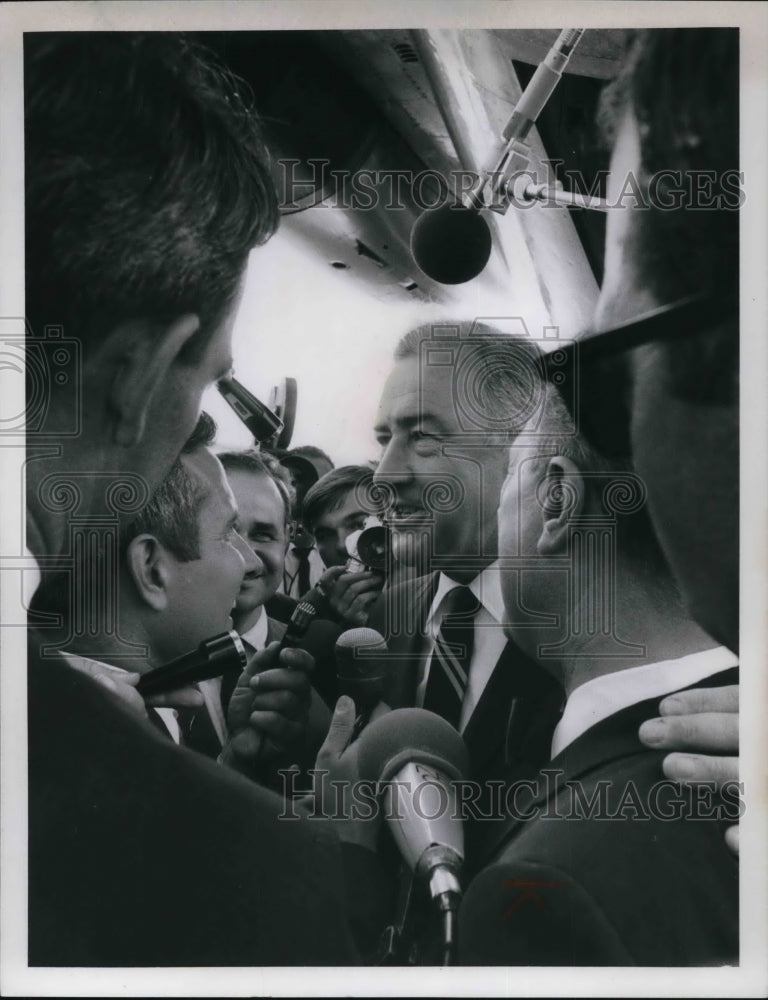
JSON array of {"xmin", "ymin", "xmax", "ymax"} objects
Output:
[
  {"xmin": 639, "ymin": 684, "xmax": 739, "ymax": 855},
  {"xmin": 312, "ymin": 696, "xmax": 383, "ymax": 851},
  {"xmin": 225, "ymin": 642, "xmax": 314, "ymax": 766},
  {"xmin": 319, "ymin": 566, "xmax": 383, "ymax": 627},
  {"xmin": 64, "ymin": 653, "xmax": 204, "ymax": 719},
  {"xmin": 63, "ymin": 655, "xmax": 149, "ymax": 719}
]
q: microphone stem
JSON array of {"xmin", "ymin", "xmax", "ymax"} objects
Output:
[
  {"xmin": 428, "ymin": 864, "xmax": 462, "ymax": 965},
  {"xmin": 435, "ymin": 891, "xmax": 461, "ymax": 966}
]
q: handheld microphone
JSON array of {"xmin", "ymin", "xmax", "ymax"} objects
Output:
[
  {"xmin": 335, "ymin": 628, "xmax": 389, "ymax": 738},
  {"xmin": 356, "ymin": 708, "xmax": 469, "ymax": 963},
  {"xmin": 278, "ymin": 600, "xmax": 318, "ymax": 650},
  {"xmin": 411, "ymin": 28, "xmax": 584, "ymax": 284},
  {"xmin": 217, "ymin": 374, "xmax": 284, "ymax": 444},
  {"xmin": 137, "ymin": 630, "xmax": 247, "ymax": 697},
  {"xmin": 224, "ymin": 601, "xmax": 319, "ymax": 765}
]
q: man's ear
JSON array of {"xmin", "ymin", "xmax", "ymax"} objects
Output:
[
  {"xmin": 105, "ymin": 314, "xmax": 201, "ymax": 447},
  {"xmin": 537, "ymin": 456, "xmax": 585, "ymax": 556},
  {"xmin": 125, "ymin": 534, "xmax": 172, "ymax": 612}
]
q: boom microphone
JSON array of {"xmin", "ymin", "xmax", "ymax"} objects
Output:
[
  {"xmin": 410, "ymin": 202, "xmax": 493, "ymax": 285},
  {"xmin": 137, "ymin": 630, "xmax": 247, "ymax": 697},
  {"xmin": 356, "ymin": 708, "xmax": 469, "ymax": 963},
  {"xmin": 411, "ymin": 28, "xmax": 584, "ymax": 284}
]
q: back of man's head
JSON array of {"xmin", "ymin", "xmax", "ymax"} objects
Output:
[
  {"xmin": 597, "ymin": 28, "xmax": 738, "ymax": 405},
  {"xmin": 120, "ymin": 412, "xmax": 218, "ymax": 563},
  {"xmin": 531, "ymin": 382, "xmax": 670, "ymax": 578},
  {"xmin": 599, "ymin": 28, "xmax": 738, "ymax": 307},
  {"xmin": 25, "ymin": 33, "xmax": 278, "ymax": 356}
]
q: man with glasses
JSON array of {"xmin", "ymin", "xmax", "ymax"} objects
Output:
[
  {"xmin": 453, "ymin": 27, "xmax": 741, "ymax": 965},
  {"xmin": 587, "ymin": 27, "xmax": 740, "ymax": 850}
]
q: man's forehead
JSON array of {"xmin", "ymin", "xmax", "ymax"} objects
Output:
[
  {"xmin": 226, "ymin": 469, "xmax": 285, "ymax": 520},
  {"xmin": 377, "ymin": 356, "xmax": 456, "ymax": 422},
  {"xmin": 182, "ymin": 448, "xmax": 235, "ymax": 509},
  {"xmin": 317, "ymin": 491, "xmax": 370, "ymax": 525}
]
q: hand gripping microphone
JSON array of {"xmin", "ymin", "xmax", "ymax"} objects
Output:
[
  {"xmin": 356, "ymin": 708, "xmax": 469, "ymax": 964},
  {"xmin": 411, "ymin": 28, "xmax": 585, "ymax": 284},
  {"xmin": 335, "ymin": 628, "xmax": 389, "ymax": 739},
  {"xmin": 137, "ymin": 630, "xmax": 247, "ymax": 697}
]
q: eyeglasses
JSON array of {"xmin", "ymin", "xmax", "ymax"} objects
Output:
[
  {"xmin": 546, "ymin": 292, "xmax": 737, "ymax": 372},
  {"xmin": 543, "ymin": 292, "xmax": 738, "ymax": 458}
]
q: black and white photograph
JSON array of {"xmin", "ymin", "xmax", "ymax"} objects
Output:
[{"xmin": 0, "ymin": 1, "xmax": 766, "ymax": 996}]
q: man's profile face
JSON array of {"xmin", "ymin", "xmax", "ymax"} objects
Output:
[
  {"xmin": 373, "ymin": 356, "xmax": 508, "ymax": 580},
  {"xmin": 156, "ymin": 448, "xmax": 254, "ymax": 662},
  {"xmin": 226, "ymin": 468, "xmax": 289, "ymax": 619},
  {"xmin": 595, "ymin": 109, "xmax": 739, "ymax": 649},
  {"xmin": 311, "ymin": 491, "xmax": 371, "ymax": 568},
  {"xmin": 629, "ymin": 343, "xmax": 738, "ymax": 649}
]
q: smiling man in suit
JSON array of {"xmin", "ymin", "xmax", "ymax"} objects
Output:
[
  {"xmin": 215, "ymin": 448, "xmax": 340, "ymax": 763},
  {"xmin": 30, "ymin": 416, "xmax": 319, "ymax": 779},
  {"xmin": 369, "ymin": 325, "xmax": 563, "ymax": 785}
]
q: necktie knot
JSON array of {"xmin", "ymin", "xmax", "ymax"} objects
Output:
[{"xmin": 440, "ymin": 585, "xmax": 482, "ymax": 626}]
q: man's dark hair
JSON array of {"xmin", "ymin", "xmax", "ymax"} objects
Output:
[
  {"xmin": 302, "ymin": 465, "xmax": 375, "ymax": 533},
  {"xmin": 217, "ymin": 449, "xmax": 295, "ymax": 523},
  {"xmin": 120, "ymin": 411, "xmax": 218, "ymax": 562},
  {"xmin": 598, "ymin": 29, "xmax": 738, "ymax": 404},
  {"xmin": 284, "ymin": 445, "xmax": 335, "ymax": 469},
  {"xmin": 25, "ymin": 33, "xmax": 279, "ymax": 358}
]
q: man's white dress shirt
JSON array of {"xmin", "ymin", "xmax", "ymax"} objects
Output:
[
  {"xmin": 551, "ymin": 645, "xmax": 738, "ymax": 758},
  {"xmin": 417, "ymin": 561, "xmax": 508, "ymax": 733}
]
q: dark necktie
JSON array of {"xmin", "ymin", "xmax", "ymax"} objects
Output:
[
  {"xmin": 294, "ymin": 547, "xmax": 313, "ymax": 598},
  {"xmin": 423, "ymin": 586, "xmax": 481, "ymax": 729}
]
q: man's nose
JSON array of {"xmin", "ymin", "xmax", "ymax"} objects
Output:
[
  {"xmin": 235, "ymin": 532, "xmax": 263, "ymax": 576},
  {"xmin": 373, "ymin": 439, "xmax": 413, "ymax": 492},
  {"xmin": 336, "ymin": 530, "xmax": 351, "ymax": 560}
]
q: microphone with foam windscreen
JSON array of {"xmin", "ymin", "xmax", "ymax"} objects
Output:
[
  {"xmin": 356, "ymin": 708, "xmax": 469, "ymax": 964},
  {"xmin": 411, "ymin": 28, "xmax": 584, "ymax": 284},
  {"xmin": 335, "ymin": 628, "xmax": 389, "ymax": 739}
]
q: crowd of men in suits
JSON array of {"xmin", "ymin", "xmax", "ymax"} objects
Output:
[{"xmin": 24, "ymin": 28, "xmax": 740, "ymax": 967}]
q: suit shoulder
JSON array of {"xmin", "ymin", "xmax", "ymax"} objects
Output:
[
  {"xmin": 469, "ymin": 752, "xmax": 738, "ymax": 965},
  {"xmin": 460, "ymin": 857, "xmax": 632, "ymax": 965}
]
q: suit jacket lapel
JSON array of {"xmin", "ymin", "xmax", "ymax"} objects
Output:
[
  {"xmin": 381, "ymin": 573, "xmax": 438, "ymax": 709},
  {"xmin": 476, "ymin": 665, "xmax": 739, "ymax": 869},
  {"xmin": 462, "ymin": 641, "xmax": 563, "ymax": 779}
]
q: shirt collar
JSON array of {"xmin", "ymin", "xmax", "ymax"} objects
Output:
[
  {"xmin": 426, "ymin": 561, "xmax": 505, "ymax": 635},
  {"xmin": 551, "ymin": 645, "xmax": 739, "ymax": 758},
  {"xmin": 239, "ymin": 605, "xmax": 269, "ymax": 651}
]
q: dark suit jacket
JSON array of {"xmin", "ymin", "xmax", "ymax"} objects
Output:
[
  {"xmin": 28, "ymin": 638, "xmax": 387, "ymax": 966},
  {"xmin": 458, "ymin": 667, "xmax": 740, "ymax": 966},
  {"xmin": 368, "ymin": 574, "xmax": 561, "ymax": 783}
]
